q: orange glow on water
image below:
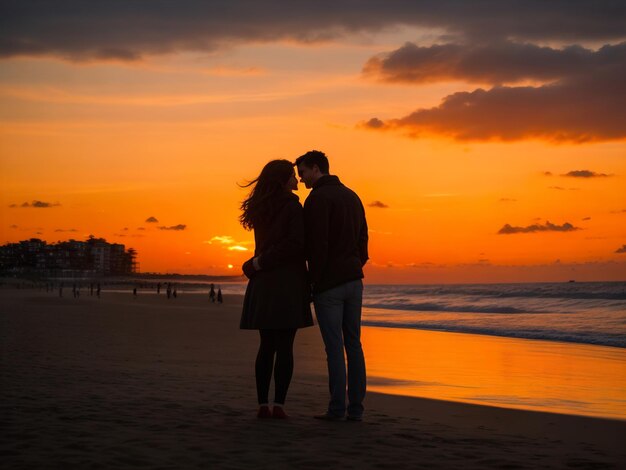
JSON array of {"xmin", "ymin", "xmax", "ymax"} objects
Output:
[{"xmin": 362, "ymin": 326, "xmax": 626, "ymax": 420}]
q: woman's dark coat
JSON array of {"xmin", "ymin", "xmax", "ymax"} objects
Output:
[{"xmin": 240, "ymin": 192, "xmax": 313, "ymax": 330}]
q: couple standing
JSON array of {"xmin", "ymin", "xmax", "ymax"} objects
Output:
[{"xmin": 239, "ymin": 150, "xmax": 369, "ymax": 421}]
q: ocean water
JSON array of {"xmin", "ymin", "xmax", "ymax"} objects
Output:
[
  {"xmin": 140, "ymin": 280, "xmax": 626, "ymax": 349},
  {"xmin": 360, "ymin": 282, "xmax": 626, "ymax": 349}
]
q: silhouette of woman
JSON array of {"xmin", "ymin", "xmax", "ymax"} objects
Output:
[{"xmin": 239, "ymin": 159, "xmax": 313, "ymax": 419}]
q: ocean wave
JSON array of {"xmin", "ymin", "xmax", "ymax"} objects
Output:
[
  {"xmin": 364, "ymin": 282, "xmax": 626, "ymax": 301},
  {"xmin": 363, "ymin": 302, "xmax": 544, "ymax": 314}
]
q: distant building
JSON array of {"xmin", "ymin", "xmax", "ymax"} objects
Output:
[{"xmin": 0, "ymin": 236, "xmax": 138, "ymax": 277}]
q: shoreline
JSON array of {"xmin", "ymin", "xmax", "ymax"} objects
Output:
[{"xmin": 2, "ymin": 290, "xmax": 625, "ymax": 468}]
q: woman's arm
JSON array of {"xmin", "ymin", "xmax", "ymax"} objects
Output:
[{"xmin": 256, "ymin": 201, "xmax": 305, "ymax": 270}]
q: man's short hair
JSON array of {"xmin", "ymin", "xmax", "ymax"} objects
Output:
[{"xmin": 295, "ymin": 150, "xmax": 329, "ymax": 174}]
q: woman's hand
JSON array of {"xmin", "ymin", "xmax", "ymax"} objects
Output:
[{"xmin": 242, "ymin": 257, "xmax": 259, "ymax": 279}]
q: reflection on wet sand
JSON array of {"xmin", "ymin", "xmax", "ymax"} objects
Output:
[{"xmin": 362, "ymin": 326, "xmax": 626, "ymax": 420}]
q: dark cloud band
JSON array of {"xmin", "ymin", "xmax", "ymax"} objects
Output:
[
  {"xmin": 364, "ymin": 42, "xmax": 626, "ymax": 84},
  {"xmin": 363, "ymin": 64, "xmax": 626, "ymax": 143},
  {"xmin": 562, "ymin": 170, "xmax": 611, "ymax": 178},
  {"xmin": 1, "ymin": 1, "xmax": 624, "ymax": 60},
  {"xmin": 9, "ymin": 200, "xmax": 60, "ymax": 208},
  {"xmin": 498, "ymin": 221, "xmax": 580, "ymax": 234}
]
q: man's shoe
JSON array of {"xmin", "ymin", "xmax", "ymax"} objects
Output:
[
  {"xmin": 313, "ymin": 412, "xmax": 343, "ymax": 421},
  {"xmin": 272, "ymin": 406, "xmax": 288, "ymax": 419},
  {"xmin": 257, "ymin": 405, "xmax": 272, "ymax": 419}
]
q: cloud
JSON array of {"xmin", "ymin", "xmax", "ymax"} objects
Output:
[
  {"xmin": 145, "ymin": 216, "xmax": 159, "ymax": 223},
  {"xmin": 368, "ymin": 200, "xmax": 389, "ymax": 209},
  {"xmin": 204, "ymin": 235, "xmax": 253, "ymax": 252},
  {"xmin": 582, "ymin": 217, "xmax": 591, "ymax": 221},
  {"xmin": 498, "ymin": 221, "xmax": 580, "ymax": 234},
  {"xmin": 228, "ymin": 246, "xmax": 249, "ymax": 252},
  {"xmin": 11, "ymin": 200, "xmax": 60, "ymax": 208},
  {"xmin": 362, "ymin": 60, "xmax": 626, "ymax": 143},
  {"xmin": 549, "ymin": 186, "xmax": 579, "ymax": 191},
  {"xmin": 10, "ymin": 224, "xmax": 18, "ymax": 229},
  {"xmin": 365, "ymin": 118, "xmax": 385, "ymax": 129},
  {"xmin": 206, "ymin": 235, "xmax": 235, "ymax": 245},
  {"xmin": 616, "ymin": 245, "xmax": 626, "ymax": 254},
  {"xmin": 499, "ymin": 198, "xmax": 516, "ymax": 202},
  {"xmin": 544, "ymin": 171, "xmax": 553, "ymax": 176},
  {"xmin": 363, "ymin": 41, "xmax": 625, "ymax": 85},
  {"xmin": 362, "ymin": 40, "xmax": 626, "ymax": 143},
  {"xmin": 137, "ymin": 227, "xmax": 146, "ymax": 230},
  {"xmin": 54, "ymin": 228, "xmax": 78, "ymax": 232},
  {"xmin": 562, "ymin": 170, "xmax": 611, "ymax": 178},
  {"xmin": 158, "ymin": 224, "xmax": 186, "ymax": 231},
  {"xmin": 1, "ymin": 1, "xmax": 624, "ymax": 61}
]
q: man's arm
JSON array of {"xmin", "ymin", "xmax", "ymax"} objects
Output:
[
  {"xmin": 304, "ymin": 194, "xmax": 330, "ymax": 289},
  {"xmin": 358, "ymin": 199, "xmax": 369, "ymax": 267}
]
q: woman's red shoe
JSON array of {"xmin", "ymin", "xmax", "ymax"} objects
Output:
[
  {"xmin": 257, "ymin": 405, "xmax": 272, "ymax": 419},
  {"xmin": 272, "ymin": 406, "xmax": 288, "ymax": 419}
]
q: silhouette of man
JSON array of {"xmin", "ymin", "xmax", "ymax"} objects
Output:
[{"xmin": 295, "ymin": 150, "xmax": 369, "ymax": 421}]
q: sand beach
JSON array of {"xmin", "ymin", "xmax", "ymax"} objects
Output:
[{"xmin": 2, "ymin": 289, "xmax": 625, "ymax": 469}]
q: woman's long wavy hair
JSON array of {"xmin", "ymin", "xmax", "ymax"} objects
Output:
[{"xmin": 239, "ymin": 159, "xmax": 295, "ymax": 230}]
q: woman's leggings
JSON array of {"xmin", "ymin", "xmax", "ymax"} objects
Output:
[{"xmin": 255, "ymin": 329, "xmax": 297, "ymax": 405}]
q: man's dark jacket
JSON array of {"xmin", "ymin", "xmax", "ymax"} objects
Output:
[{"xmin": 303, "ymin": 175, "xmax": 368, "ymax": 294}]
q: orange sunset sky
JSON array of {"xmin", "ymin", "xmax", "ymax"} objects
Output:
[{"xmin": 1, "ymin": 1, "xmax": 625, "ymax": 283}]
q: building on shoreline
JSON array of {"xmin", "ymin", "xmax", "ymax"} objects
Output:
[{"xmin": 0, "ymin": 236, "xmax": 138, "ymax": 277}]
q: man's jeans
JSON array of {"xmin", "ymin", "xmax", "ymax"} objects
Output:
[{"xmin": 313, "ymin": 279, "xmax": 366, "ymax": 418}]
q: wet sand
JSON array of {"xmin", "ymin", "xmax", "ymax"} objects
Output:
[{"xmin": 1, "ymin": 290, "xmax": 625, "ymax": 469}]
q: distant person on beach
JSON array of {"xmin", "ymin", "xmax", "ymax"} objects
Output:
[
  {"xmin": 157, "ymin": 282, "xmax": 161, "ymax": 295},
  {"xmin": 96, "ymin": 283, "xmax": 101, "ymax": 298},
  {"xmin": 239, "ymin": 159, "xmax": 313, "ymax": 419},
  {"xmin": 166, "ymin": 284, "xmax": 171, "ymax": 299},
  {"xmin": 133, "ymin": 287, "xmax": 137, "ymax": 297},
  {"xmin": 295, "ymin": 150, "xmax": 369, "ymax": 422},
  {"xmin": 209, "ymin": 283, "xmax": 216, "ymax": 303},
  {"xmin": 217, "ymin": 287, "xmax": 223, "ymax": 304}
]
